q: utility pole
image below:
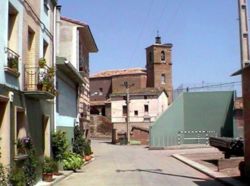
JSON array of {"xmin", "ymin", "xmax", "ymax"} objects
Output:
[
  {"xmin": 238, "ymin": 0, "xmax": 250, "ymax": 178},
  {"xmin": 238, "ymin": 0, "xmax": 250, "ymax": 68},
  {"xmin": 122, "ymin": 81, "xmax": 134, "ymax": 144}
]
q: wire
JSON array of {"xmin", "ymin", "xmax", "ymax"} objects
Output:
[{"xmin": 128, "ymin": 0, "xmax": 155, "ymax": 67}]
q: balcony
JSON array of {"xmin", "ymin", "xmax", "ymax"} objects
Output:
[
  {"xmin": 23, "ymin": 63, "xmax": 56, "ymax": 99},
  {"xmin": 4, "ymin": 47, "xmax": 20, "ymax": 77}
]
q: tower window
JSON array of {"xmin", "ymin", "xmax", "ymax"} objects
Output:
[
  {"xmin": 161, "ymin": 74, "xmax": 166, "ymax": 84},
  {"xmin": 148, "ymin": 52, "xmax": 152, "ymax": 63},
  {"xmin": 161, "ymin": 51, "xmax": 165, "ymax": 63}
]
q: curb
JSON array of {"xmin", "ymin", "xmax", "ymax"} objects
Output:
[
  {"xmin": 35, "ymin": 171, "xmax": 73, "ymax": 186},
  {"xmin": 172, "ymin": 154, "xmax": 247, "ymax": 186}
]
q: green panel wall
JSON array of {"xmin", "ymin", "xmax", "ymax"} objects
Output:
[
  {"xmin": 57, "ymin": 126, "xmax": 74, "ymax": 150},
  {"xmin": 183, "ymin": 92, "xmax": 234, "ymax": 137},
  {"xmin": 150, "ymin": 94, "xmax": 184, "ymax": 147},
  {"xmin": 150, "ymin": 91, "xmax": 234, "ymax": 147}
]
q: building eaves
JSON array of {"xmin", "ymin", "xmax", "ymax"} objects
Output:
[
  {"xmin": 56, "ymin": 56, "xmax": 85, "ymax": 84},
  {"xmin": 61, "ymin": 16, "xmax": 98, "ymax": 53},
  {"xmin": 231, "ymin": 64, "xmax": 250, "ymax": 76}
]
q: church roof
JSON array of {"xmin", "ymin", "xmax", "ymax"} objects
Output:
[{"xmin": 90, "ymin": 68, "xmax": 146, "ymax": 78}]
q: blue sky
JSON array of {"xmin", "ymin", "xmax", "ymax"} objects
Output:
[{"xmin": 59, "ymin": 0, "xmax": 242, "ymax": 89}]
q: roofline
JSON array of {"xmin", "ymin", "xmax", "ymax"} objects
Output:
[{"xmin": 145, "ymin": 43, "xmax": 173, "ymax": 50}]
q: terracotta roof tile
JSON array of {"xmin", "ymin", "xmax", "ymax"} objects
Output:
[{"xmin": 90, "ymin": 68, "xmax": 146, "ymax": 78}]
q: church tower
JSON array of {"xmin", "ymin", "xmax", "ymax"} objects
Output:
[{"xmin": 146, "ymin": 35, "xmax": 173, "ymax": 104}]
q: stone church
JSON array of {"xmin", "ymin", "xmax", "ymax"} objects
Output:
[{"xmin": 89, "ymin": 35, "xmax": 173, "ymax": 141}]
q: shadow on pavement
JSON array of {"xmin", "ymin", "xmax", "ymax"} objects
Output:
[
  {"xmin": 193, "ymin": 180, "xmax": 224, "ymax": 186},
  {"xmin": 116, "ymin": 169, "xmax": 207, "ymax": 180}
]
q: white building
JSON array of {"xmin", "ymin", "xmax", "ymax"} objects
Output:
[{"xmin": 111, "ymin": 88, "xmax": 168, "ymax": 134}]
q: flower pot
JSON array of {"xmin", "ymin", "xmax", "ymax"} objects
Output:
[
  {"xmin": 37, "ymin": 83, "xmax": 43, "ymax": 91},
  {"xmin": 85, "ymin": 155, "xmax": 92, "ymax": 161},
  {"xmin": 42, "ymin": 173, "xmax": 53, "ymax": 182}
]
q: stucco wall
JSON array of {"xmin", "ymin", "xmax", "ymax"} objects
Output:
[
  {"xmin": 111, "ymin": 96, "xmax": 160, "ymax": 123},
  {"xmin": 0, "ymin": 0, "xmax": 23, "ymax": 89},
  {"xmin": 57, "ymin": 71, "xmax": 77, "ymax": 118}
]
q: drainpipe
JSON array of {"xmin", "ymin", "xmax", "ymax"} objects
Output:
[{"xmin": 53, "ymin": 5, "xmax": 61, "ymax": 132}]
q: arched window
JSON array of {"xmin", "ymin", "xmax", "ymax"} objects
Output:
[{"xmin": 161, "ymin": 51, "xmax": 165, "ymax": 62}]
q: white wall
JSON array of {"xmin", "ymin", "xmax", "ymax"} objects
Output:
[{"xmin": 111, "ymin": 93, "xmax": 168, "ymax": 123}]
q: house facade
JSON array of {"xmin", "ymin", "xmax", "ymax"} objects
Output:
[
  {"xmin": 57, "ymin": 16, "xmax": 98, "ymax": 143},
  {"xmin": 0, "ymin": 0, "xmax": 58, "ymax": 167},
  {"xmin": 111, "ymin": 88, "xmax": 168, "ymax": 142}
]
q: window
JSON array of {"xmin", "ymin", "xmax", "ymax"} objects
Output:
[
  {"xmin": 134, "ymin": 110, "xmax": 138, "ymax": 116},
  {"xmin": 161, "ymin": 51, "xmax": 165, "ymax": 62},
  {"xmin": 144, "ymin": 105, "xmax": 149, "ymax": 114},
  {"xmin": 44, "ymin": 0, "xmax": 49, "ymax": 14},
  {"xmin": 122, "ymin": 105, "xmax": 127, "ymax": 116},
  {"xmin": 148, "ymin": 52, "xmax": 152, "ymax": 63},
  {"xmin": 43, "ymin": 40, "xmax": 48, "ymax": 60},
  {"xmin": 161, "ymin": 74, "xmax": 166, "ymax": 84},
  {"xmin": 99, "ymin": 88, "xmax": 103, "ymax": 95}
]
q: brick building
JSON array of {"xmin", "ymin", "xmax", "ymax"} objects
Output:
[{"xmin": 90, "ymin": 36, "xmax": 173, "ymax": 143}]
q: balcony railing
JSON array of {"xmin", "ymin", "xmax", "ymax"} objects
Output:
[
  {"xmin": 24, "ymin": 64, "xmax": 56, "ymax": 99},
  {"xmin": 5, "ymin": 47, "xmax": 20, "ymax": 77}
]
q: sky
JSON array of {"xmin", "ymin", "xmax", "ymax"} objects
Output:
[{"xmin": 59, "ymin": 0, "xmax": 243, "ymax": 90}]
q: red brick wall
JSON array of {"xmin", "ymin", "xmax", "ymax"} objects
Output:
[
  {"xmin": 131, "ymin": 127, "xmax": 149, "ymax": 145},
  {"xmin": 112, "ymin": 74, "xmax": 147, "ymax": 93},
  {"xmin": 90, "ymin": 77, "xmax": 112, "ymax": 101},
  {"xmin": 146, "ymin": 44, "xmax": 173, "ymax": 103}
]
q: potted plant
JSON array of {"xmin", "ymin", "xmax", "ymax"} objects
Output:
[
  {"xmin": 37, "ymin": 81, "xmax": 43, "ymax": 91},
  {"xmin": 48, "ymin": 67, "xmax": 55, "ymax": 78},
  {"xmin": 39, "ymin": 58, "xmax": 46, "ymax": 68},
  {"xmin": 8, "ymin": 57, "xmax": 18, "ymax": 71},
  {"xmin": 16, "ymin": 138, "xmax": 26, "ymax": 155},
  {"xmin": 52, "ymin": 131, "xmax": 68, "ymax": 171},
  {"xmin": 84, "ymin": 142, "xmax": 92, "ymax": 161},
  {"xmin": 42, "ymin": 157, "xmax": 54, "ymax": 182},
  {"xmin": 42, "ymin": 78, "xmax": 50, "ymax": 91}
]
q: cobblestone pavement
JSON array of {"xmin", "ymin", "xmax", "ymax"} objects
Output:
[{"xmin": 56, "ymin": 140, "xmax": 225, "ymax": 186}]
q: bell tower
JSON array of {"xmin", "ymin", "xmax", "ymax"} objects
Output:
[{"xmin": 146, "ymin": 34, "xmax": 173, "ymax": 104}]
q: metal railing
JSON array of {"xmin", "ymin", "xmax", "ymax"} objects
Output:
[
  {"xmin": 24, "ymin": 65, "xmax": 55, "ymax": 94},
  {"xmin": 177, "ymin": 130, "xmax": 217, "ymax": 145},
  {"xmin": 5, "ymin": 47, "xmax": 20, "ymax": 72}
]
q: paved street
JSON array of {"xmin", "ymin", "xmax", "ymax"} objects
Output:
[{"xmin": 56, "ymin": 140, "xmax": 225, "ymax": 186}]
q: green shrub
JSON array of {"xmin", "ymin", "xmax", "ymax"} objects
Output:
[
  {"xmin": 9, "ymin": 168, "xmax": 25, "ymax": 186},
  {"xmin": 73, "ymin": 126, "xmax": 85, "ymax": 156},
  {"xmin": 23, "ymin": 148, "xmax": 40, "ymax": 185},
  {"xmin": 43, "ymin": 157, "xmax": 55, "ymax": 174},
  {"xmin": 52, "ymin": 130, "xmax": 68, "ymax": 162},
  {"xmin": 83, "ymin": 139, "xmax": 92, "ymax": 156},
  {"xmin": 63, "ymin": 152, "xmax": 84, "ymax": 171}
]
